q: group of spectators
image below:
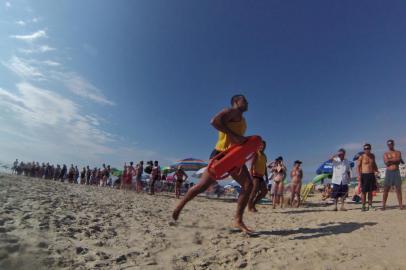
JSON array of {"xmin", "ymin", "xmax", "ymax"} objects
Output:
[
  {"xmin": 11, "ymin": 159, "xmax": 192, "ymax": 196},
  {"xmin": 11, "ymin": 160, "xmax": 113, "ymax": 186}
]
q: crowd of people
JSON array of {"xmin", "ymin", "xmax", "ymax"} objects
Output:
[
  {"xmin": 10, "ymin": 159, "xmax": 193, "ymax": 196},
  {"xmin": 11, "ymin": 161, "xmax": 113, "ymax": 186}
]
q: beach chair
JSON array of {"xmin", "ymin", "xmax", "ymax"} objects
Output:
[{"xmin": 300, "ymin": 182, "xmax": 314, "ymax": 204}]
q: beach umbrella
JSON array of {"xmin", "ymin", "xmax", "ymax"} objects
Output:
[
  {"xmin": 316, "ymin": 160, "xmax": 355, "ymax": 175},
  {"xmin": 161, "ymin": 166, "xmax": 175, "ymax": 174},
  {"xmin": 170, "ymin": 158, "xmax": 208, "ymax": 171},
  {"xmin": 111, "ymin": 168, "xmax": 122, "ymax": 177}
]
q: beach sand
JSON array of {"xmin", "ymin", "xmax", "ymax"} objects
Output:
[{"xmin": 1, "ymin": 173, "xmax": 406, "ymax": 270}]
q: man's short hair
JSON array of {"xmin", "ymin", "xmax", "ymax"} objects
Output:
[
  {"xmin": 363, "ymin": 143, "xmax": 371, "ymax": 148},
  {"xmin": 387, "ymin": 139, "xmax": 394, "ymax": 145},
  {"xmin": 338, "ymin": 148, "xmax": 346, "ymax": 154},
  {"xmin": 231, "ymin": 94, "xmax": 245, "ymax": 105}
]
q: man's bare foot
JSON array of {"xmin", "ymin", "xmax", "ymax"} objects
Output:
[
  {"xmin": 234, "ymin": 221, "xmax": 254, "ymax": 234},
  {"xmin": 340, "ymin": 207, "xmax": 347, "ymax": 211},
  {"xmin": 381, "ymin": 206, "xmax": 386, "ymax": 211},
  {"xmin": 399, "ymin": 206, "xmax": 404, "ymax": 210},
  {"xmin": 172, "ymin": 207, "xmax": 181, "ymax": 221}
]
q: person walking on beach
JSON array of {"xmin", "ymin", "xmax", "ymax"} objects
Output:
[
  {"xmin": 248, "ymin": 140, "xmax": 268, "ymax": 212},
  {"xmin": 172, "ymin": 94, "xmax": 254, "ymax": 233},
  {"xmin": 150, "ymin": 161, "xmax": 160, "ymax": 195},
  {"xmin": 357, "ymin": 143, "xmax": 379, "ymax": 211},
  {"xmin": 290, "ymin": 160, "xmax": 303, "ymax": 208},
  {"xmin": 174, "ymin": 166, "xmax": 188, "ymax": 199},
  {"xmin": 382, "ymin": 139, "xmax": 404, "ymax": 210},
  {"xmin": 330, "ymin": 149, "xmax": 351, "ymax": 211},
  {"xmin": 269, "ymin": 157, "xmax": 286, "ymax": 209}
]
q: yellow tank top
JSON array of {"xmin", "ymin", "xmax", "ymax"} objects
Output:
[
  {"xmin": 252, "ymin": 151, "xmax": 267, "ymax": 177},
  {"xmin": 214, "ymin": 118, "xmax": 247, "ymax": 151}
]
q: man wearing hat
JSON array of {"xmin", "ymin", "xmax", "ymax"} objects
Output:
[
  {"xmin": 330, "ymin": 149, "xmax": 351, "ymax": 211},
  {"xmin": 383, "ymin": 139, "xmax": 404, "ymax": 210},
  {"xmin": 290, "ymin": 160, "xmax": 303, "ymax": 208}
]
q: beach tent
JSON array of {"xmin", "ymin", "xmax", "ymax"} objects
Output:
[{"xmin": 170, "ymin": 158, "xmax": 208, "ymax": 171}]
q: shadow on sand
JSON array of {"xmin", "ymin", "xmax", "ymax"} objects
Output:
[{"xmin": 251, "ymin": 222, "xmax": 377, "ymax": 239}]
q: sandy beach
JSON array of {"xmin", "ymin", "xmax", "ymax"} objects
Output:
[{"xmin": 1, "ymin": 173, "xmax": 406, "ymax": 270}]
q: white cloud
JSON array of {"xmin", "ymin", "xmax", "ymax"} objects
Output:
[
  {"xmin": 0, "ymin": 83, "xmax": 115, "ymax": 164},
  {"xmin": 16, "ymin": 20, "xmax": 26, "ymax": 26},
  {"xmin": 2, "ymin": 56, "xmax": 45, "ymax": 80},
  {"xmin": 5, "ymin": 2, "xmax": 11, "ymax": 8},
  {"xmin": 54, "ymin": 72, "xmax": 115, "ymax": 106},
  {"xmin": 42, "ymin": 60, "xmax": 60, "ymax": 66},
  {"xmin": 19, "ymin": 45, "xmax": 56, "ymax": 54},
  {"xmin": 11, "ymin": 30, "xmax": 47, "ymax": 42}
]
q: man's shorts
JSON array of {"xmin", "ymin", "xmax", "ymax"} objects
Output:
[
  {"xmin": 361, "ymin": 173, "xmax": 376, "ymax": 193},
  {"xmin": 384, "ymin": 169, "xmax": 401, "ymax": 188},
  {"xmin": 332, "ymin": 184, "xmax": 349, "ymax": 199}
]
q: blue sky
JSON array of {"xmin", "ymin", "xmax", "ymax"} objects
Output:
[{"xmin": 1, "ymin": 0, "xmax": 406, "ymax": 180}]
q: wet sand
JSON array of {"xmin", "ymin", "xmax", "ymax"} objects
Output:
[{"xmin": 1, "ymin": 173, "xmax": 406, "ymax": 269}]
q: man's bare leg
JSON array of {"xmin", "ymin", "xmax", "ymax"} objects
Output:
[
  {"xmin": 361, "ymin": 192, "xmax": 367, "ymax": 209},
  {"xmin": 382, "ymin": 187, "xmax": 390, "ymax": 210},
  {"xmin": 248, "ymin": 178, "xmax": 260, "ymax": 212},
  {"xmin": 230, "ymin": 166, "xmax": 253, "ymax": 233},
  {"xmin": 340, "ymin": 196, "xmax": 347, "ymax": 211},
  {"xmin": 172, "ymin": 171, "xmax": 215, "ymax": 221},
  {"xmin": 367, "ymin": 192, "xmax": 373, "ymax": 208},
  {"xmin": 395, "ymin": 186, "xmax": 403, "ymax": 210},
  {"xmin": 253, "ymin": 182, "xmax": 268, "ymax": 206}
]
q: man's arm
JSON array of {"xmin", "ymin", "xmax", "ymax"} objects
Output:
[
  {"xmin": 357, "ymin": 155, "xmax": 363, "ymax": 179},
  {"xmin": 210, "ymin": 108, "xmax": 246, "ymax": 144}
]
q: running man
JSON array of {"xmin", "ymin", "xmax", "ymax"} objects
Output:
[
  {"xmin": 290, "ymin": 160, "xmax": 303, "ymax": 208},
  {"xmin": 382, "ymin": 139, "xmax": 404, "ymax": 210},
  {"xmin": 174, "ymin": 166, "xmax": 188, "ymax": 199},
  {"xmin": 357, "ymin": 143, "xmax": 379, "ymax": 211},
  {"xmin": 172, "ymin": 95, "xmax": 254, "ymax": 233},
  {"xmin": 248, "ymin": 140, "xmax": 268, "ymax": 212}
]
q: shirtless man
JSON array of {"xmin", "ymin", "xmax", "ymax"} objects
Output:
[
  {"xmin": 357, "ymin": 143, "xmax": 379, "ymax": 211},
  {"xmin": 383, "ymin": 139, "xmax": 404, "ymax": 210},
  {"xmin": 150, "ymin": 161, "xmax": 160, "ymax": 195},
  {"xmin": 290, "ymin": 160, "xmax": 303, "ymax": 208},
  {"xmin": 172, "ymin": 95, "xmax": 254, "ymax": 233},
  {"xmin": 174, "ymin": 166, "xmax": 188, "ymax": 199}
]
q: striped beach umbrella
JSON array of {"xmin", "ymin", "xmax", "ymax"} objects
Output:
[{"xmin": 170, "ymin": 158, "xmax": 208, "ymax": 171}]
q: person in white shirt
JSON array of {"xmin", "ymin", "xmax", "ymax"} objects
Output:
[{"xmin": 330, "ymin": 148, "xmax": 351, "ymax": 211}]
